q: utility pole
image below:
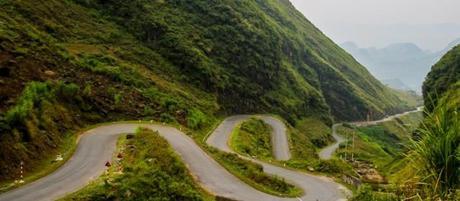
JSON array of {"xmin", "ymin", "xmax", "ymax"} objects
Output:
[
  {"xmin": 351, "ymin": 133, "xmax": 355, "ymax": 162},
  {"xmin": 344, "ymin": 138, "xmax": 348, "ymax": 161}
]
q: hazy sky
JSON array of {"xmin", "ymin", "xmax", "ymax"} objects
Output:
[{"xmin": 290, "ymin": 0, "xmax": 460, "ymax": 51}]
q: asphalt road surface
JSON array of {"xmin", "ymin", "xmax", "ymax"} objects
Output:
[
  {"xmin": 1, "ymin": 116, "xmax": 349, "ymax": 201},
  {"xmin": 318, "ymin": 124, "xmax": 346, "ymax": 160}
]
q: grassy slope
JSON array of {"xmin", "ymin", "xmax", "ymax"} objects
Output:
[
  {"xmin": 284, "ymin": 117, "xmax": 335, "ymax": 169},
  {"xmin": 0, "ymin": 0, "xmax": 217, "ymax": 180},
  {"xmin": 62, "ymin": 128, "xmax": 211, "ymax": 201},
  {"xmin": 0, "ymin": 0, "xmax": 414, "ymax": 182},
  {"xmin": 231, "ymin": 118, "xmax": 273, "ymax": 159},
  {"xmin": 294, "ymin": 118, "xmax": 333, "ymax": 148},
  {"xmin": 336, "ymin": 112, "xmax": 423, "ymax": 174}
]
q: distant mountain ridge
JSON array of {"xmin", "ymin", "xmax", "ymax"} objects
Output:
[
  {"xmin": 381, "ymin": 78, "xmax": 412, "ymax": 91},
  {"xmin": 341, "ymin": 39, "xmax": 460, "ymax": 92}
]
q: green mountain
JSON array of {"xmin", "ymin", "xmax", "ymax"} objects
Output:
[
  {"xmin": 414, "ymin": 45, "xmax": 459, "ymax": 200},
  {"xmin": 423, "ymin": 45, "xmax": 460, "ymax": 111},
  {"xmin": 0, "ymin": 0, "xmax": 413, "ymax": 179}
]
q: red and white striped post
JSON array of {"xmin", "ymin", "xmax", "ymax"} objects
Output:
[{"xmin": 19, "ymin": 161, "xmax": 24, "ymax": 183}]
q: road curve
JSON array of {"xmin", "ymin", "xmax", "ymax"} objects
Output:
[
  {"xmin": 318, "ymin": 108, "xmax": 423, "ymax": 160},
  {"xmin": 318, "ymin": 124, "xmax": 345, "ymax": 160},
  {"xmin": 0, "ymin": 118, "xmax": 349, "ymax": 201},
  {"xmin": 207, "ymin": 115, "xmax": 350, "ymax": 201},
  {"xmin": 207, "ymin": 115, "xmax": 291, "ymax": 161},
  {"xmin": 352, "ymin": 107, "xmax": 423, "ymax": 127}
]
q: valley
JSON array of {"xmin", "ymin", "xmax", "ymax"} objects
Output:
[{"xmin": 0, "ymin": 0, "xmax": 458, "ymax": 200}]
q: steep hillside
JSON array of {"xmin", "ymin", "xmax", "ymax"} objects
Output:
[
  {"xmin": 423, "ymin": 45, "xmax": 460, "ymax": 112},
  {"xmin": 411, "ymin": 45, "xmax": 459, "ymax": 200},
  {"xmin": 0, "ymin": 0, "xmax": 411, "ymax": 180},
  {"xmin": 72, "ymin": 0, "xmax": 412, "ymax": 121}
]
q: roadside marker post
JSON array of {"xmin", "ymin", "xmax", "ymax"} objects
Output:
[{"xmin": 19, "ymin": 161, "xmax": 24, "ymax": 183}]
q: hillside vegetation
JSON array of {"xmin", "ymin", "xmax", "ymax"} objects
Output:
[
  {"xmin": 0, "ymin": 0, "xmax": 413, "ymax": 181},
  {"xmin": 412, "ymin": 45, "xmax": 459, "ymax": 200},
  {"xmin": 409, "ymin": 87, "xmax": 459, "ymax": 200},
  {"xmin": 423, "ymin": 45, "xmax": 460, "ymax": 112},
  {"xmin": 71, "ymin": 0, "xmax": 415, "ymax": 122}
]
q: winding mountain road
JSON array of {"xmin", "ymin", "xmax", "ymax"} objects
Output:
[
  {"xmin": 318, "ymin": 124, "xmax": 346, "ymax": 160},
  {"xmin": 0, "ymin": 116, "xmax": 350, "ymax": 201},
  {"xmin": 207, "ymin": 115, "xmax": 291, "ymax": 161},
  {"xmin": 207, "ymin": 115, "xmax": 349, "ymax": 201},
  {"xmin": 318, "ymin": 108, "xmax": 423, "ymax": 160}
]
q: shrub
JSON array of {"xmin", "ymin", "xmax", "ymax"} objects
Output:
[
  {"xmin": 351, "ymin": 185, "xmax": 399, "ymax": 201},
  {"xmin": 5, "ymin": 81, "xmax": 81, "ymax": 125},
  {"xmin": 186, "ymin": 108, "xmax": 207, "ymax": 129},
  {"xmin": 143, "ymin": 106, "xmax": 155, "ymax": 116},
  {"xmin": 77, "ymin": 54, "xmax": 146, "ymax": 87},
  {"xmin": 160, "ymin": 113, "xmax": 175, "ymax": 123},
  {"xmin": 56, "ymin": 82, "xmax": 80, "ymax": 101},
  {"xmin": 408, "ymin": 100, "xmax": 459, "ymax": 200},
  {"xmin": 5, "ymin": 82, "xmax": 50, "ymax": 124},
  {"xmin": 83, "ymin": 84, "xmax": 92, "ymax": 96},
  {"xmin": 316, "ymin": 159, "xmax": 350, "ymax": 174},
  {"xmin": 113, "ymin": 93, "xmax": 122, "ymax": 105},
  {"xmin": 0, "ymin": 116, "xmax": 10, "ymax": 132},
  {"xmin": 162, "ymin": 98, "xmax": 179, "ymax": 112},
  {"xmin": 107, "ymin": 87, "xmax": 123, "ymax": 106},
  {"xmin": 142, "ymin": 87, "xmax": 160, "ymax": 101},
  {"xmin": 142, "ymin": 87, "xmax": 186, "ymax": 114},
  {"xmin": 286, "ymin": 160, "xmax": 312, "ymax": 169}
]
